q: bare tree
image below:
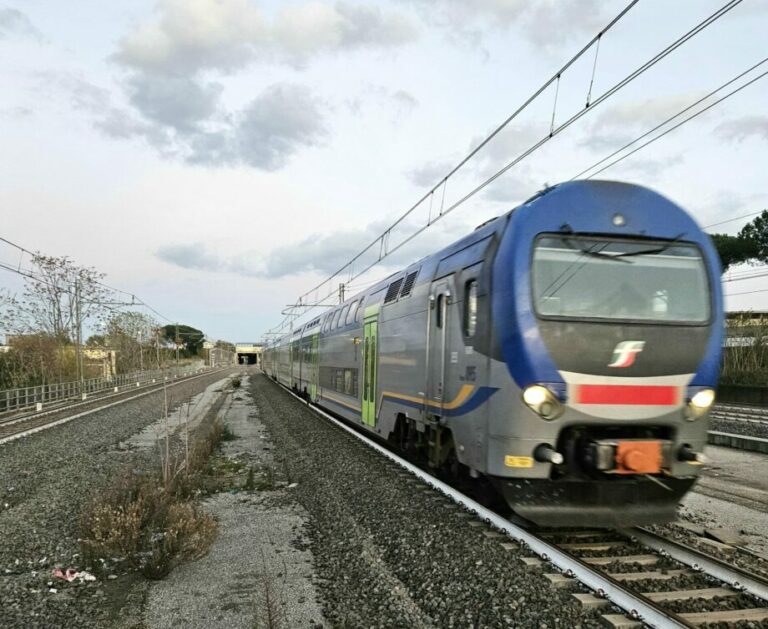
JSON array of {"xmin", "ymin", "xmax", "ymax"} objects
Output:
[
  {"xmin": 0, "ymin": 254, "xmax": 112, "ymax": 341},
  {"xmin": 104, "ymin": 311, "xmax": 160, "ymax": 372}
]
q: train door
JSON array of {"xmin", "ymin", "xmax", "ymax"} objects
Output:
[
  {"xmin": 427, "ymin": 276, "xmax": 455, "ymax": 417},
  {"xmin": 309, "ymin": 333, "xmax": 319, "ymax": 401},
  {"xmin": 362, "ymin": 308, "xmax": 379, "ymax": 427}
]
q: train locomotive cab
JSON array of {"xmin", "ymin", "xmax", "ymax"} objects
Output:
[{"xmin": 487, "ymin": 181, "xmax": 724, "ymax": 527}]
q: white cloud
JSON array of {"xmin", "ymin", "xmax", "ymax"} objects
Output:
[
  {"xmin": 126, "ymin": 74, "xmax": 223, "ymax": 133},
  {"xmin": 407, "ymin": 159, "xmax": 454, "ymax": 188},
  {"xmin": 715, "ymin": 115, "xmax": 768, "ymax": 143},
  {"xmin": 55, "ymin": 72, "xmax": 325, "ymax": 170},
  {"xmin": 115, "ymin": 0, "xmax": 417, "ymax": 74},
  {"xmin": 188, "ymin": 83, "xmax": 327, "ymax": 170},
  {"xmin": 156, "ymin": 216, "xmax": 471, "ymax": 279},
  {"xmin": 0, "ymin": 8, "xmax": 42, "ymax": 41},
  {"xmin": 96, "ymin": 0, "xmax": 417, "ymax": 170},
  {"xmin": 115, "ymin": 0, "xmax": 266, "ymax": 75},
  {"xmin": 156, "ymin": 242, "xmax": 224, "ymax": 271},
  {"xmin": 482, "ymin": 165, "xmax": 543, "ymax": 203},
  {"xmin": 579, "ymin": 92, "xmax": 709, "ymax": 151},
  {"xmin": 469, "ymin": 123, "xmax": 541, "ymax": 169},
  {"xmin": 399, "ymin": 0, "xmax": 608, "ymax": 51}
]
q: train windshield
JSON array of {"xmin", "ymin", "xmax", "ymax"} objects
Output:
[{"xmin": 532, "ymin": 235, "xmax": 711, "ymax": 323}]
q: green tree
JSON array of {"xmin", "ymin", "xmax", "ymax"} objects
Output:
[
  {"xmin": 709, "ymin": 233, "xmax": 759, "ymax": 272},
  {"xmin": 711, "ymin": 209, "xmax": 768, "ymax": 272},
  {"xmin": 215, "ymin": 340, "xmax": 235, "ymax": 352},
  {"xmin": 738, "ymin": 210, "xmax": 768, "ymax": 260},
  {"xmin": 161, "ymin": 324, "xmax": 205, "ymax": 356}
]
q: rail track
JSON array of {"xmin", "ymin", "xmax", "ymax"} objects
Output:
[
  {"xmin": 711, "ymin": 403, "xmax": 768, "ymax": 425},
  {"xmin": 537, "ymin": 527, "xmax": 768, "ymax": 627},
  {"xmin": 709, "ymin": 403, "xmax": 768, "ymax": 454},
  {"xmin": 266, "ymin": 375, "xmax": 768, "ymax": 628},
  {"xmin": 0, "ymin": 368, "xmax": 230, "ymax": 445}
]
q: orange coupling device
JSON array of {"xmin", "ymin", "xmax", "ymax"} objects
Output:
[{"xmin": 614, "ymin": 440, "xmax": 662, "ymax": 474}]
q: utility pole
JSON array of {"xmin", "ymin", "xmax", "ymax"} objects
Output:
[
  {"xmin": 75, "ymin": 279, "xmax": 84, "ymax": 395},
  {"xmin": 175, "ymin": 323, "xmax": 180, "ymax": 370},
  {"xmin": 339, "ymin": 282, "xmax": 345, "ymax": 304},
  {"xmin": 138, "ymin": 327, "xmax": 144, "ymax": 372},
  {"xmin": 155, "ymin": 327, "xmax": 161, "ymax": 369}
]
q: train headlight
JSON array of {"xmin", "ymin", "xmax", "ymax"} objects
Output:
[
  {"xmin": 522, "ymin": 385, "xmax": 563, "ymax": 420},
  {"xmin": 685, "ymin": 388, "xmax": 715, "ymax": 420}
]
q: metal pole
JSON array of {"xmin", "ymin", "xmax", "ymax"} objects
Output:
[
  {"xmin": 175, "ymin": 323, "xmax": 180, "ymax": 371},
  {"xmin": 75, "ymin": 279, "xmax": 84, "ymax": 395}
]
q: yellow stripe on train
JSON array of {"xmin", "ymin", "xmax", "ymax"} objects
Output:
[{"xmin": 380, "ymin": 384, "xmax": 475, "ymax": 410}]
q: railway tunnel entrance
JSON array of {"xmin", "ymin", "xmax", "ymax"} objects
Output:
[{"xmin": 236, "ymin": 343, "xmax": 262, "ymax": 366}]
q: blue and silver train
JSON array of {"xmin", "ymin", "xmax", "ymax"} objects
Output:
[{"xmin": 262, "ymin": 180, "xmax": 724, "ymax": 527}]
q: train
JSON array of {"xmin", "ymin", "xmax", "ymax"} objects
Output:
[{"xmin": 262, "ymin": 180, "xmax": 724, "ymax": 527}]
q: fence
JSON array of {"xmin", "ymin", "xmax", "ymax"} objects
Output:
[{"xmin": 0, "ymin": 362, "xmax": 211, "ymax": 415}]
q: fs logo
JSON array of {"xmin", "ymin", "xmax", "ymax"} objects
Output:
[{"xmin": 608, "ymin": 341, "xmax": 645, "ymax": 368}]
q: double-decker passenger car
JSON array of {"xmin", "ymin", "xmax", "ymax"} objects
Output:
[{"xmin": 262, "ymin": 180, "xmax": 723, "ymax": 527}]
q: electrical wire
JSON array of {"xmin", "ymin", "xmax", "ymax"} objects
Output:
[
  {"xmin": 571, "ymin": 56, "xmax": 768, "ymax": 180},
  {"xmin": 266, "ymin": 0, "xmax": 744, "ymax": 338},
  {"xmin": 266, "ymin": 0, "xmax": 644, "ymax": 335},
  {"xmin": 705, "ymin": 210, "xmax": 766, "ymax": 230},
  {"xmin": 0, "ymin": 237, "xmax": 175, "ymax": 329},
  {"xmin": 725, "ymin": 288, "xmax": 768, "ymax": 297},
  {"xmin": 576, "ymin": 65, "xmax": 768, "ymax": 180}
]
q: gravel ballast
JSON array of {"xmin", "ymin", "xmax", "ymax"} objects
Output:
[
  {"xmin": 0, "ymin": 370, "xmax": 235, "ymax": 628},
  {"xmin": 249, "ymin": 373, "xmax": 608, "ymax": 628},
  {"xmin": 145, "ymin": 375, "xmax": 325, "ymax": 629}
]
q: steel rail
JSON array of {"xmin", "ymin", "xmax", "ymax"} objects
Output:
[
  {"xmin": 629, "ymin": 527, "xmax": 768, "ymax": 601},
  {"xmin": 0, "ymin": 368, "xmax": 212, "ymax": 428},
  {"xmin": 707, "ymin": 430, "xmax": 768, "ymax": 454},
  {"xmin": 0, "ymin": 368, "xmax": 230, "ymax": 446},
  {"xmin": 267, "ymin": 375, "xmax": 691, "ymax": 628}
]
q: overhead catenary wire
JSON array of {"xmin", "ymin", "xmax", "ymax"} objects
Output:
[
  {"xmin": 571, "ymin": 55, "xmax": 768, "ymax": 181},
  {"xmin": 266, "ymin": 0, "xmax": 745, "ymax": 338},
  {"xmin": 266, "ymin": 0, "xmax": 643, "ymax": 337},
  {"xmin": 705, "ymin": 210, "xmax": 766, "ymax": 230},
  {"xmin": 573, "ymin": 61, "xmax": 768, "ymax": 180},
  {"xmin": 0, "ymin": 235, "xmax": 175, "ymax": 325},
  {"xmin": 725, "ymin": 288, "xmax": 768, "ymax": 298}
]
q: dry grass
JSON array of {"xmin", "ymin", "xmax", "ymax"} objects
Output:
[
  {"xmin": 721, "ymin": 314, "xmax": 768, "ymax": 385},
  {"xmin": 253, "ymin": 577, "xmax": 286, "ymax": 629},
  {"xmin": 80, "ymin": 415, "xmax": 226, "ymax": 579}
]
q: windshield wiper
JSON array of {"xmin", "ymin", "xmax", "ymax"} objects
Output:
[
  {"xmin": 562, "ymin": 237, "xmax": 631, "ymax": 263},
  {"xmin": 612, "ymin": 233, "xmax": 686, "ymax": 258}
]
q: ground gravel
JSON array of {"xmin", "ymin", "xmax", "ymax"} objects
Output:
[
  {"xmin": 0, "ymin": 370, "xmax": 235, "ymax": 629},
  {"xmin": 710, "ymin": 416, "xmax": 768, "ymax": 439},
  {"xmin": 250, "ymin": 373, "xmax": 609, "ymax": 629}
]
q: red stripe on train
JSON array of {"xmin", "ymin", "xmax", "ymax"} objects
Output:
[{"xmin": 576, "ymin": 384, "xmax": 679, "ymax": 405}]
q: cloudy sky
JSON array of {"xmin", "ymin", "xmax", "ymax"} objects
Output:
[{"xmin": 1, "ymin": 0, "xmax": 767, "ymax": 342}]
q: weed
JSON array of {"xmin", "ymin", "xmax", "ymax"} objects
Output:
[
  {"xmin": 280, "ymin": 459, "xmax": 293, "ymax": 485},
  {"xmin": 219, "ymin": 424, "xmax": 238, "ymax": 442},
  {"xmin": 79, "ymin": 411, "xmax": 227, "ymax": 579},
  {"xmin": 253, "ymin": 577, "xmax": 285, "ymax": 629},
  {"xmin": 244, "ymin": 466, "xmax": 255, "ymax": 491},
  {"xmin": 232, "ymin": 377, "xmax": 242, "ymax": 388},
  {"xmin": 79, "ymin": 470, "xmax": 217, "ymax": 579},
  {"xmin": 259, "ymin": 465, "xmax": 276, "ymax": 491}
]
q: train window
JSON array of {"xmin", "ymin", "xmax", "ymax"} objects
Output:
[
  {"xmin": 357, "ymin": 299, "xmax": 365, "ymax": 322},
  {"xmin": 339, "ymin": 304, "xmax": 351, "ymax": 328},
  {"xmin": 532, "ymin": 236, "xmax": 711, "ymax": 323},
  {"xmin": 346, "ymin": 300, "xmax": 359, "ymax": 325},
  {"xmin": 331, "ymin": 309, "xmax": 341, "ymax": 329},
  {"xmin": 465, "ymin": 280, "xmax": 478, "ymax": 337}
]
